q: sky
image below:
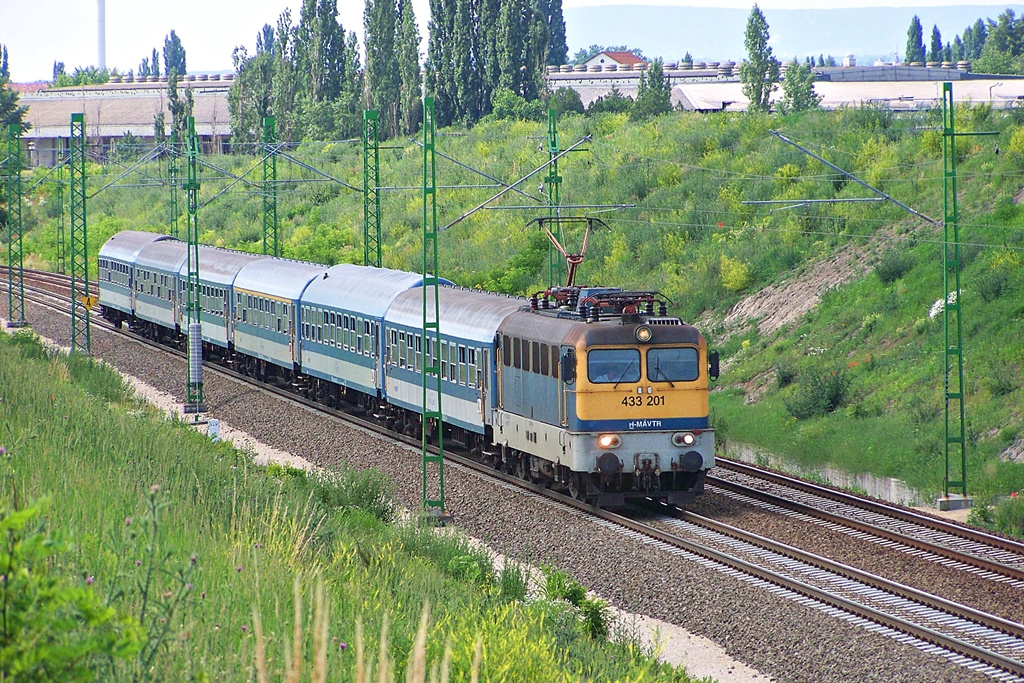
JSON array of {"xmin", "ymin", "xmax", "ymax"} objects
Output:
[{"xmin": 0, "ymin": 0, "xmax": 1018, "ymax": 82}]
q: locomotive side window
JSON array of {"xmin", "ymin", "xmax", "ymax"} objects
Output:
[
  {"xmin": 647, "ymin": 347, "xmax": 699, "ymax": 382},
  {"xmin": 588, "ymin": 349, "xmax": 640, "ymax": 384},
  {"xmin": 550, "ymin": 345, "xmax": 559, "ymax": 378},
  {"xmin": 540, "ymin": 344, "xmax": 550, "ymax": 376},
  {"xmin": 502, "ymin": 335, "xmax": 511, "ymax": 366},
  {"xmin": 513, "ymin": 338, "xmax": 521, "ymax": 369},
  {"xmin": 532, "ymin": 342, "xmax": 541, "ymax": 375}
]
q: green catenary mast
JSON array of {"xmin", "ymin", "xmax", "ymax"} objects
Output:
[
  {"xmin": 69, "ymin": 113, "xmax": 90, "ymax": 353},
  {"xmin": 546, "ymin": 109, "xmax": 563, "ymax": 286},
  {"xmin": 55, "ymin": 137, "xmax": 67, "ymax": 275},
  {"xmin": 363, "ymin": 110, "xmax": 382, "ymax": 268},
  {"xmin": 169, "ymin": 131, "xmax": 180, "ymax": 239},
  {"xmin": 262, "ymin": 117, "xmax": 278, "ymax": 257},
  {"xmin": 421, "ymin": 97, "xmax": 447, "ymax": 517},
  {"xmin": 6, "ymin": 124, "xmax": 25, "ymax": 328}
]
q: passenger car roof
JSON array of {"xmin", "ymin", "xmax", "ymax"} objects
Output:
[
  {"xmin": 302, "ymin": 264, "xmax": 451, "ymax": 318},
  {"xmin": 234, "ymin": 258, "xmax": 328, "ymax": 301},
  {"xmin": 99, "ymin": 231, "xmax": 176, "ymax": 262},
  {"xmin": 387, "ymin": 287, "xmax": 525, "ymax": 343}
]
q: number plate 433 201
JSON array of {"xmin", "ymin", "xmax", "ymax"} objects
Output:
[{"xmin": 621, "ymin": 395, "xmax": 664, "ymax": 407}]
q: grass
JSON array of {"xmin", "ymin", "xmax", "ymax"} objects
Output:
[{"xmin": 0, "ymin": 330, "xmax": 701, "ymax": 681}]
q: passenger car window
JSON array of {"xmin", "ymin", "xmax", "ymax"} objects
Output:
[
  {"xmin": 588, "ymin": 349, "xmax": 640, "ymax": 384},
  {"xmin": 647, "ymin": 347, "xmax": 699, "ymax": 382}
]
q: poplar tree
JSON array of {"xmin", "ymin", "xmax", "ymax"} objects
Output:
[
  {"xmin": 397, "ymin": 0, "xmax": 423, "ymax": 134},
  {"xmin": 739, "ymin": 5, "xmax": 780, "ymax": 113},
  {"xmin": 538, "ymin": 0, "xmax": 568, "ymax": 65},
  {"xmin": 426, "ymin": 0, "xmax": 458, "ymax": 126},
  {"xmin": 778, "ymin": 61, "xmax": 821, "ymax": 114},
  {"xmin": 928, "ymin": 25, "xmax": 943, "ymax": 62},
  {"xmin": 0, "ymin": 46, "xmax": 29, "ymax": 132},
  {"xmin": 905, "ymin": 16, "xmax": 925, "ymax": 63},
  {"xmin": 631, "ymin": 58, "xmax": 672, "ymax": 120},
  {"xmin": 163, "ymin": 30, "xmax": 187, "ymax": 76},
  {"xmin": 364, "ymin": 0, "xmax": 400, "ymax": 136}
]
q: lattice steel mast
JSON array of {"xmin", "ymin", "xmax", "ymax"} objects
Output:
[
  {"xmin": 363, "ymin": 110, "xmax": 382, "ymax": 268},
  {"xmin": 421, "ymin": 97, "xmax": 447, "ymax": 517},
  {"xmin": 169, "ymin": 131, "xmax": 180, "ymax": 238},
  {"xmin": 262, "ymin": 117, "xmax": 278, "ymax": 257},
  {"xmin": 69, "ymin": 114, "xmax": 90, "ymax": 353},
  {"xmin": 6, "ymin": 124, "xmax": 25, "ymax": 327},
  {"xmin": 55, "ymin": 137, "xmax": 67, "ymax": 274},
  {"xmin": 545, "ymin": 109, "xmax": 564, "ymax": 286}
]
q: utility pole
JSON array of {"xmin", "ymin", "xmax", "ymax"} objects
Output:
[
  {"xmin": 184, "ymin": 116, "xmax": 205, "ymax": 414},
  {"xmin": 262, "ymin": 117, "xmax": 278, "ymax": 257},
  {"xmin": 6, "ymin": 124, "xmax": 25, "ymax": 327},
  {"xmin": 69, "ymin": 114, "xmax": 90, "ymax": 353},
  {"xmin": 421, "ymin": 97, "xmax": 447, "ymax": 520},
  {"xmin": 363, "ymin": 110, "xmax": 382, "ymax": 268}
]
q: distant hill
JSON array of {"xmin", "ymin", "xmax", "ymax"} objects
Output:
[{"xmin": 564, "ymin": 4, "xmax": 1024, "ymax": 65}]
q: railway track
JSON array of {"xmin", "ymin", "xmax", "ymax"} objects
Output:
[
  {"xmin": 5, "ymin": 271, "xmax": 1024, "ymax": 680},
  {"xmin": 709, "ymin": 459, "xmax": 1024, "ymax": 585}
]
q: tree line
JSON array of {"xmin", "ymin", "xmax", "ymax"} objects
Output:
[{"xmin": 906, "ymin": 9, "xmax": 1024, "ymax": 74}]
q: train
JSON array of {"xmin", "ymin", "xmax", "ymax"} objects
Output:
[{"xmin": 97, "ymin": 230, "xmax": 718, "ymax": 507}]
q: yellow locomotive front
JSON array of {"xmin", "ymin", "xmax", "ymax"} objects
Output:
[{"xmin": 565, "ymin": 308, "xmax": 717, "ymax": 505}]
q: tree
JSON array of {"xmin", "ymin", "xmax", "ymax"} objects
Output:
[
  {"xmin": 256, "ymin": 24, "xmax": 275, "ymax": 54},
  {"xmin": 396, "ymin": 0, "xmax": 422, "ymax": 134},
  {"xmin": 586, "ymin": 87, "xmax": 632, "ymax": 115},
  {"xmin": 778, "ymin": 61, "xmax": 821, "ymax": 114},
  {"xmin": 538, "ymin": 0, "xmax": 568, "ymax": 65},
  {"xmin": 739, "ymin": 5, "xmax": 780, "ymax": 113},
  {"xmin": 546, "ymin": 87, "xmax": 584, "ymax": 116},
  {"xmin": 163, "ymin": 30, "xmax": 186, "ymax": 76},
  {"xmin": 0, "ymin": 46, "xmax": 29, "ymax": 132},
  {"xmin": 631, "ymin": 58, "xmax": 672, "ymax": 120},
  {"xmin": 928, "ymin": 25, "xmax": 943, "ymax": 62},
  {"xmin": 151, "ymin": 48, "xmax": 160, "ymax": 77},
  {"xmin": 52, "ymin": 61, "xmax": 65, "ymax": 82},
  {"xmin": 364, "ymin": 0, "xmax": 401, "ymax": 136},
  {"xmin": 906, "ymin": 16, "xmax": 925, "ymax": 63},
  {"xmin": 167, "ymin": 70, "xmax": 193, "ymax": 140}
]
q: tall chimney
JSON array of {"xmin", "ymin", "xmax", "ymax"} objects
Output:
[{"xmin": 97, "ymin": 0, "xmax": 106, "ymax": 70}]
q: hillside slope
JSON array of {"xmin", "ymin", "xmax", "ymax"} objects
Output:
[{"xmin": 15, "ymin": 104, "xmax": 1024, "ymax": 512}]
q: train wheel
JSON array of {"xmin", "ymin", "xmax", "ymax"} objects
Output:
[{"xmin": 514, "ymin": 455, "xmax": 529, "ymax": 481}]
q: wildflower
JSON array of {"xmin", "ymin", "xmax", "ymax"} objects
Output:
[
  {"xmin": 241, "ymin": 625, "xmax": 248, "ymax": 632},
  {"xmin": 124, "ymin": 517, "xmax": 132, "ymax": 526},
  {"xmin": 150, "ymin": 484, "xmax": 160, "ymax": 493},
  {"xmin": 187, "ymin": 583, "xmax": 194, "ymax": 591},
  {"xmin": 339, "ymin": 642, "xmax": 347, "ymax": 651},
  {"xmin": 86, "ymin": 576, "xmax": 94, "ymax": 585},
  {"xmin": 236, "ymin": 565, "xmax": 242, "ymax": 572},
  {"xmin": 136, "ymin": 560, "xmax": 142, "ymax": 566},
  {"xmin": 1013, "ymin": 491, "xmax": 1019, "ymax": 499},
  {"xmin": 717, "ymin": 222, "xmax": 724, "ymax": 228},
  {"xmin": 201, "ymin": 592, "xmax": 206, "ymax": 599},
  {"xmin": 0, "ymin": 447, "xmax": 6, "ymax": 457},
  {"xmin": 191, "ymin": 553, "xmax": 198, "ymax": 564}
]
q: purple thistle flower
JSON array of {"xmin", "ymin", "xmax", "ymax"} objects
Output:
[
  {"xmin": 339, "ymin": 642, "xmax": 347, "ymax": 651},
  {"xmin": 186, "ymin": 583, "xmax": 194, "ymax": 591},
  {"xmin": 201, "ymin": 591, "xmax": 206, "ymax": 599},
  {"xmin": 85, "ymin": 576, "xmax": 94, "ymax": 585},
  {"xmin": 0, "ymin": 446, "xmax": 6, "ymax": 457},
  {"xmin": 236, "ymin": 565, "xmax": 242, "ymax": 572},
  {"xmin": 241, "ymin": 625, "xmax": 248, "ymax": 632},
  {"xmin": 136, "ymin": 560, "xmax": 142, "ymax": 566},
  {"xmin": 190, "ymin": 554, "xmax": 198, "ymax": 564},
  {"xmin": 150, "ymin": 484, "xmax": 160, "ymax": 493}
]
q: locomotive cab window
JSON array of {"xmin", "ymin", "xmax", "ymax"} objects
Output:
[
  {"xmin": 647, "ymin": 347, "xmax": 699, "ymax": 382},
  {"xmin": 588, "ymin": 348, "xmax": 641, "ymax": 384}
]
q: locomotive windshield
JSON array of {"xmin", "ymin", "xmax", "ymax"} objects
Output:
[
  {"xmin": 588, "ymin": 349, "xmax": 640, "ymax": 384},
  {"xmin": 648, "ymin": 347, "xmax": 699, "ymax": 382}
]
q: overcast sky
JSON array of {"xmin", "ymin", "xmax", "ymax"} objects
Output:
[{"xmin": 0, "ymin": 0, "xmax": 1017, "ymax": 82}]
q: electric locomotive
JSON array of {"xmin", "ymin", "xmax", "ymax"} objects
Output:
[{"xmin": 494, "ymin": 286, "xmax": 718, "ymax": 506}]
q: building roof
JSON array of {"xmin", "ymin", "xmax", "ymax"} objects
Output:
[
  {"xmin": 19, "ymin": 79, "xmax": 232, "ymax": 139},
  {"xmin": 599, "ymin": 51, "xmax": 646, "ymax": 66}
]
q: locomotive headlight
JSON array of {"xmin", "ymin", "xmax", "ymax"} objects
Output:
[
  {"xmin": 597, "ymin": 434, "xmax": 621, "ymax": 449},
  {"xmin": 672, "ymin": 432, "xmax": 696, "ymax": 447},
  {"xmin": 635, "ymin": 326, "xmax": 653, "ymax": 343}
]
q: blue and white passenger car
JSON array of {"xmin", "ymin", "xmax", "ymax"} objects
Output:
[
  {"xmin": 133, "ymin": 239, "xmax": 187, "ymax": 332},
  {"xmin": 299, "ymin": 264, "xmax": 436, "ymax": 398},
  {"xmin": 233, "ymin": 259, "xmax": 326, "ymax": 370},
  {"xmin": 382, "ymin": 287, "xmax": 525, "ymax": 439},
  {"xmin": 97, "ymin": 231, "xmax": 176, "ymax": 320},
  {"xmin": 179, "ymin": 247, "xmax": 264, "ymax": 350}
]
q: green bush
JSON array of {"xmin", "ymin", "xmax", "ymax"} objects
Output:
[
  {"xmin": 784, "ymin": 363, "xmax": 851, "ymax": 419},
  {"xmin": 546, "ymin": 87, "xmax": 585, "ymax": 116},
  {"xmin": 775, "ymin": 360, "xmax": 797, "ymax": 389},
  {"xmin": 977, "ymin": 267, "xmax": 1010, "ymax": 302},
  {"xmin": 0, "ymin": 497, "xmax": 144, "ymax": 680},
  {"xmin": 875, "ymin": 249, "xmax": 914, "ymax": 284}
]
